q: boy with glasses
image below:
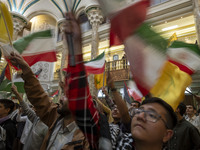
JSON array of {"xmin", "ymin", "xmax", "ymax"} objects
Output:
[{"xmin": 131, "ymin": 97, "xmax": 177, "ymax": 150}]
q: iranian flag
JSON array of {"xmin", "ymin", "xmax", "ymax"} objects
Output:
[
  {"xmin": 84, "ymin": 52, "xmax": 105, "ymax": 74},
  {"xmin": 110, "ymin": 22, "xmax": 192, "ymax": 110},
  {"xmin": 124, "ymin": 24, "xmax": 193, "ymax": 110},
  {"xmin": 167, "ymin": 41, "xmax": 200, "ymax": 75},
  {"xmin": 2, "ymin": 30, "xmax": 57, "ymax": 70},
  {"xmin": 124, "ymin": 23, "xmax": 168, "ymax": 95}
]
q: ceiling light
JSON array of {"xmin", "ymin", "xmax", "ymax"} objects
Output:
[{"xmin": 162, "ymin": 25, "xmax": 178, "ymax": 31}]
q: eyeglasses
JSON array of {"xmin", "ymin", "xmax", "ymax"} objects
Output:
[{"xmin": 131, "ymin": 108, "xmax": 169, "ymax": 129}]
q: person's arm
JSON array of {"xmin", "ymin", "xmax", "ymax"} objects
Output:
[
  {"xmin": 190, "ymin": 125, "xmax": 200, "ymax": 149},
  {"xmin": 63, "ymin": 13, "xmax": 100, "ymax": 149},
  {"xmin": 9, "ymin": 53, "xmax": 58, "ymax": 128},
  {"xmin": 95, "ymin": 97, "xmax": 114, "ymax": 123},
  {"xmin": 102, "ymin": 87, "xmax": 115, "ymax": 109},
  {"xmin": 107, "ymin": 74, "xmax": 131, "ymax": 125},
  {"xmin": 16, "ymin": 112, "xmax": 27, "ymax": 122},
  {"xmin": 11, "ymin": 85, "xmax": 37, "ymax": 122},
  {"xmin": 96, "ymin": 98, "xmax": 111, "ymax": 114}
]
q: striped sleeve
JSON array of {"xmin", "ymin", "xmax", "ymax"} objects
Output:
[{"xmin": 65, "ymin": 54, "xmax": 100, "ymax": 149}]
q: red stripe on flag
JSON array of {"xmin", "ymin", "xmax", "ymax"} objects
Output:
[
  {"xmin": 110, "ymin": 0, "xmax": 150, "ymax": 42},
  {"xmin": 23, "ymin": 51, "xmax": 57, "ymax": 66},
  {"xmin": 110, "ymin": 28, "xmax": 122, "ymax": 47},
  {"xmin": 8, "ymin": 51, "xmax": 57, "ymax": 70},
  {"xmin": 124, "ymin": 81, "xmax": 132, "ymax": 98},
  {"xmin": 85, "ymin": 64, "xmax": 105, "ymax": 74},
  {"xmin": 168, "ymin": 60, "xmax": 194, "ymax": 75},
  {"xmin": 5, "ymin": 64, "xmax": 12, "ymax": 80},
  {"xmin": 135, "ymin": 78, "xmax": 149, "ymax": 96}
]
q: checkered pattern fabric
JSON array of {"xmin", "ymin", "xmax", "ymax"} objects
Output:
[
  {"xmin": 110, "ymin": 123, "xmax": 134, "ymax": 150},
  {"xmin": 65, "ymin": 54, "xmax": 100, "ymax": 149},
  {"xmin": 116, "ymin": 133, "xmax": 134, "ymax": 150}
]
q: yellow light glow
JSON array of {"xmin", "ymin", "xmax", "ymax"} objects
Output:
[
  {"xmin": 162, "ymin": 25, "xmax": 178, "ymax": 31},
  {"xmin": 30, "ymin": 17, "xmax": 37, "ymax": 23}
]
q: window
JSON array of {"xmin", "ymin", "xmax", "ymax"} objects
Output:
[
  {"xmin": 151, "ymin": 0, "xmax": 170, "ymax": 6},
  {"xmin": 113, "ymin": 55, "xmax": 119, "ymax": 61},
  {"xmin": 78, "ymin": 13, "xmax": 92, "ymax": 32}
]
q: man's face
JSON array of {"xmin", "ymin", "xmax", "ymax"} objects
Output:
[
  {"xmin": 111, "ymin": 105, "xmax": 121, "ymax": 119},
  {"xmin": 131, "ymin": 103, "xmax": 172, "ymax": 144},
  {"xmin": 186, "ymin": 105, "xmax": 195, "ymax": 116},
  {"xmin": 57, "ymin": 95, "xmax": 70, "ymax": 116},
  {"xmin": 131, "ymin": 102, "xmax": 139, "ymax": 109},
  {"xmin": 0, "ymin": 103, "xmax": 9, "ymax": 118}
]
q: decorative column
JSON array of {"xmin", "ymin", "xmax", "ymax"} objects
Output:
[
  {"xmin": 11, "ymin": 12, "xmax": 28, "ymax": 40},
  {"xmin": 58, "ymin": 19, "xmax": 69, "ymax": 81},
  {"xmin": 86, "ymin": 6, "xmax": 104, "ymax": 96},
  {"xmin": 55, "ymin": 19, "xmax": 69, "ymax": 100},
  {"xmin": 193, "ymin": 0, "xmax": 200, "ymax": 45}
]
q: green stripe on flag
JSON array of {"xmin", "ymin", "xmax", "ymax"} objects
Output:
[
  {"xmin": 85, "ymin": 52, "xmax": 105, "ymax": 63},
  {"xmin": 170, "ymin": 41, "xmax": 200, "ymax": 56},
  {"xmin": 13, "ymin": 30, "xmax": 52, "ymax": 54},
  {"xmin": 135, "ymin": 23, "xmax": 168, "ymax": 53},
  {"xmin": 0, "ymin": 78, "xmax": 25, "ymax": 93}
]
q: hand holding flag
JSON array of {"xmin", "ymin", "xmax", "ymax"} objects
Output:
[
  {"xmin": 2, "ymin": 30, "xmax": 57, "ymax": 70},
  {"xmin": 9, "ymin": 52, "xmax": 30, "ymax": 70}
]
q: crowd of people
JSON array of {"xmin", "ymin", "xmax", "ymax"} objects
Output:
[{"xmin": 0, "ymin": 12, "xmax": 200, "ymax": 150}]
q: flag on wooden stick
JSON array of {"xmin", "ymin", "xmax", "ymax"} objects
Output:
[
  {"xmin": 85, "ymin": 52, "xmax": 105, "ymax": 74},
  {"xmin": 2, "ymin": 30, "xmax": 57, "ymax": 70}
]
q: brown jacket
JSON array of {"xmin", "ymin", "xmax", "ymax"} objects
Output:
[{"xmin": 21, "ymin": 67, "xmax": 89, "ymax": 150}]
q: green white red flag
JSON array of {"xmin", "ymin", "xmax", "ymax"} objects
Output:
[
  {"xmin": 167, "ymin": 41, "xmax": 200, "ymax": 75},
  {"xmin": 98, "ymin": 0, "xmax": 197, "ymax": 110},
  {"xmin": 84, "ymin": 52, "xmax": 105, "ymax": 74},
  {"xmin": 2, "ymin": 30, "xmax": 57, "ymax": 70}
]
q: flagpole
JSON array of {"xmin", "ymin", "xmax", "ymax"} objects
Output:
[
  {"xmin": 124, "ymin": 80, "xmax": 133, "ymax": 102},
  {"xmin": 102, "ymin": 63, "xmax": 106, "ymax": 97},
  {"xmin": 186, "ymin": 89, "xmax": 196, "ymax": 97},
  {"xmin": 66, "ymin": 0, "xmax": 75, "ymax": 67},
  {"xmin": 103, "ymin": 61, "xmax": 106, "ymax": 87}
]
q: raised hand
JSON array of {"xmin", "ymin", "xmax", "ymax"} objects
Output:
[
  {"xmin": 62, "ymin": 12, "xmax": 82, "ymax": 55},
  {"xmin": 9, "ymin": 52, "xmax": 29, "ymax": 70}
]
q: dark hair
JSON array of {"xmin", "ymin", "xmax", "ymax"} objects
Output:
[
  {"xmin": 0, "ymin": 99, "xmax": 15, "ymax": 114},
  {"xmin": 187, "ymin": 104, "xmax": 196, "ymax": 110},
  {"xmin": 142, "ymin": 97, "xmax": 177, "ymax": 129},
  {"xmin": 177, "ymin": 103, "xmax": 186, "ymax": 116},
  {"xmin": 132, "ymin": 100, "xmax": 141, "ymax": 107}
]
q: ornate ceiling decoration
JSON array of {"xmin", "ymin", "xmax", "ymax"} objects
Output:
[
  {"xmin": 50, "ymin": 0, "xmax": 81, "ymax": 17},
  {"xmin": 3, "ymin": 0, "xmax": 40, "ymax": 15}
]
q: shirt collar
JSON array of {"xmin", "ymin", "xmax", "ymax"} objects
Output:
[
  {"xmin": 189, "ymin": 115, "xmax": 197, "ymax": 121},
  {"xmin": 66, "ymin": 121, "xmax": 77, "ymax": 132},
  {"xmin": 61, "ymin": 121, "xmax": 77, "ymax": 133},
  {"xmin": 0, "ymin": 116, "xmax": 9, "ymax": 124}
]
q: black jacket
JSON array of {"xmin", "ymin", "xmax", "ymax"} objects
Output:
[
  {"xmin": 167, "ymin": 118, "xmax": 200, "ymax": 150},
  {"xmin": 0, "ymin": 118, "xmax": 17, "ymax": 150}
]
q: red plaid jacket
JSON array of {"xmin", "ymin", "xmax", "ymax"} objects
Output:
[{"xmin": 65, "ymin": 54, "xmax": 100, "ymax": 149}]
